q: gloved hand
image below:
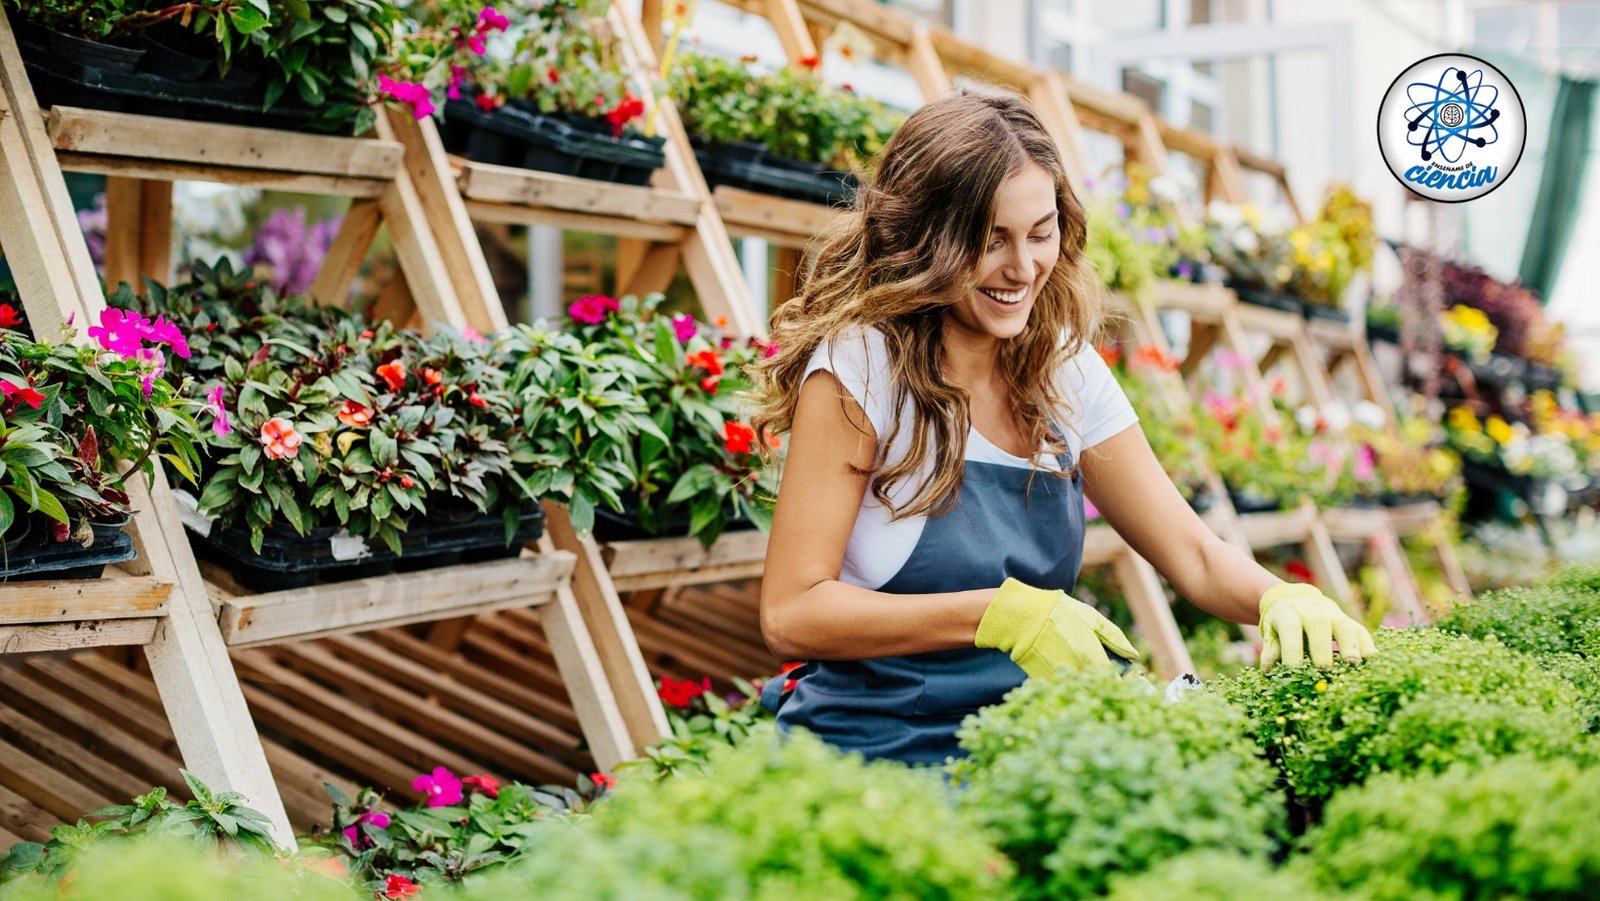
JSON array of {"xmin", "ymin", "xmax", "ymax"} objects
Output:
[
  {"xmin": 1258, "ymin": 582, "xmax": 1377, "ymax": 670},
  {"xmin": 975, "ymin": 578, "xmax": 1141, "ymax": 680}
]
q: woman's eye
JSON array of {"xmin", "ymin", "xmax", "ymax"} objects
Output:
[{"xmin": 1030, "ymin": 232, "xmax": 1056, "ymax": 243}]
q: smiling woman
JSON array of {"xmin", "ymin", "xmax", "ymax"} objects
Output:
[{"xmin": 746, "ymin": 87, "xmax": 1375, "ymax": 767}]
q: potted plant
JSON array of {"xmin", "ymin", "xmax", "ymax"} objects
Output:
[
  {"xmin": 1287, "ymin": 184, "xmax": 1374, "ymax": 324},
  {"xmin": 671, "ymin": 51, "xmax": 902, "ymax": 206},
  {"xmin": 1202, "ymin": 201, "xmax": 1302, "ymax": 314},
  {"xmin": 1102, "ymin": 344, "xmax": 1213, "ymax": 509}
]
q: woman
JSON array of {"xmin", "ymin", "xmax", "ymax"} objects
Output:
[{"xmin": 748, "ymin": 89, "xmax": 1375, "ymax": 767}]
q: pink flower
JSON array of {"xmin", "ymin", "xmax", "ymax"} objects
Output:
[
  {"xmin": 671, "ymin": 314, "xmax": 697, "ymax": 343},
  {"xmin": 378, "ymin": 75, "xmax": 436, "ymax": 120},
  {"xmin": 464, "ymin": 33, "xmax": 488, "ymax": 54},
  {"xmin": 260, "ymin": 417, "xmax": 302, "ymax": 460},
  {"xmin": 477, "ymin": 6, "xmax": 509, "ymax": 32},
  {"xmin": 567, "ymin": 294, "xmax": 620, "ymax": 324},
  {"xmin": 411, "ymin": 766, "xmax": 464, "ymax": 807},
  {"xmin": 1084, "ymin": 497, "xmax": 1100, "ymax": 520},
  {"xmin": 86, "ymin": 307, "xmax": 146, "ymax": 358},
  {"xmin": 462, "ymin": 326, "xmax": 488, "ymax": 344},
  {"xmin": 1355, "ymin": 444, "xmax": 1377, "ymax": 482},
  {"xmin": 1215, "ymin": 349, "xmax": 1250, "ymax": 372},
  {"xmin": 447, "ymin": 64, "xmax": 467, "ymax": 101},
  {"xmin": 140, "ymin": 315, "xmax": 191, "ymax": 359},
  {"xmin": 135, "ymin": 347, "xmax": 164, "ymax": 397},
  {"xmin": 207, "ymin": 385, "xmax": 233, "ymax": 437},
  {"xmin": 341, "ymin": 809, "xmax": 390, "ymax": 849}
]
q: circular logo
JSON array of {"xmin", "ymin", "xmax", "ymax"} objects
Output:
[{"xmin": 1377, "ymin": 53, "xmax": 1526, "ymax": 203}]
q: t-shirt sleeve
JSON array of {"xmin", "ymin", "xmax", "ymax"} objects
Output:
[
  {"xmin": 801, "ymin": 326, "xmax": 899, "ymax": 440},
  {"xmin": 1057, "ymin": 341, "xmax": 1140, "ymax": 455}
]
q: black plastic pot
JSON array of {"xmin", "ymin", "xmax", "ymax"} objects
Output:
[
  {"xmin": 1379, "ymin": 492, "xmax": 1434, "ymax": 508},
  {"xmin": 89, "ymin": 513, "xmax": 131, "ymax": 548},
  {"xmin": 1, "ymin": 527, "xmax": 137, "ymax": 582},
  {"xmin": 1231, "ymin": 284, "xmax": 1305, "ymax": 316},
  {"xmin": 48, "ymin": 29, "xmax": 145, "ymax": 74},
  {"xmin": 138, "ymin": 29, "xmax": 215, "ymax": 80},
  {"xmin": 3, "ymin": 516, "xmax": 34, "ymax": 560},
  {"xmin": 444, "ymin": 99, "xmax": 667, "ymax": 186},
  {"xmin": 591, "ymin": 494, "xmax": 755, "ymax": 543},
  {"xmin": 1186, "ymin": 486, "xmax": 1217, "ymax": 514},
  {"xmin": 1227, "ymin": 487, "xmax": 1284, "ymax": 514},
  {"xmin": 693, "ymin": 138, "xmax": 859, "ymax": 207},
  {"xmin": 1365, "ymin": 322, "xmax": 1400, "ymax": 344},
  {"xmin": 1302, "ymin": 303, "xmax": 1351, "ymax": 325}
]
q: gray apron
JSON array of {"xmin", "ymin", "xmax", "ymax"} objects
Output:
[{"xmin": 763, "ymin": 448, "xmax": 1087, "ymax": 766}]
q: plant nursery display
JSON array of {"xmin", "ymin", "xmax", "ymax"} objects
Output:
[
  {"xmin": 1082, "ymin": 166, "xmax": 1192, "ymax": 301},
  {"xmin": 671, "ymin": 51, "xmax": 904, "ymax": 205}
]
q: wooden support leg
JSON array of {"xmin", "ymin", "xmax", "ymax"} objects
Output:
[
  {"xmin": 309, "ymin": 198, "xmax": 382, "ymax": 309},
  {"xmin": 1301, "ymin": 506, "xmax": 1356, "ymax": 615},
  {"xmin": 1257, "ymin": 342, "xmax": 1286, "ymax": 377},
  {"xmin": 542, "ymin": 502, "xmax": 670, "ymax": 752},
  {"xmin": 1110, "ymin": 552, "xmax": 1194, "ymax": 679},
  {"xmin": 534, "ymin": 533, "xmax": 642, "ymax": 771},
  {"xmin": 1181, "ymin": 321, "xmax": 1219, "ymax": 375},
  {"xmin": 104, "ymin": 178, "xmax": 171, "ymax": 292},
  {"xmin": 1370, "ymin": 526, "xmax": 1428, "ymax": 624},
  {"xmin": 616, "ymin": 241, "xmax": 681, "ymax": 297},
  {"xmin": 376, "ymin": 173, "xmax": 469, "ymax": 332},
  {"xmin": 370, "ymin": 267, "xmax": 417, "ymax": 326},
  {"xmin": 772, "ymin": 246, "xmax": 801, "ymax": 308}
]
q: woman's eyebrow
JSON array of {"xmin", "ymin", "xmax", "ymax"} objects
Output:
[{"xmin": 992, "ymin": 212, "xmax": 1057, "ymax": 233}]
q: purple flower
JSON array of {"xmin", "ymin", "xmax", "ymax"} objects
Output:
[
  {"xmin": 87, "ymin": 308, "xmax": 147, "ymax": 359},
  {"xmin": 207, "ymin": 384, "xmax": 232, "ymax": 437},
  {"xmin": 341, "ymin": 810, "xmax": 390, "ymax": 849},
  {"xmin": 77, "ymin": 193, "xmax": 107, "ymax": 274},
  {"xmin": 411, "ymin": 766, "xmax": 464, "ymax": 807},
  {"xmin": 1115, "ymin": 202, "xmax": 1132, "ymax": 220},
  {"xmin": 244, "ymin": 207, "xmax": 342, "ymax": 296},
  {"xmin": 1176, "ymin": 261, "xmax": 1194, "ymax": 280},
  {"xmin": 672, "ymin": 314, "xmax": 698, "ymax": 343}
]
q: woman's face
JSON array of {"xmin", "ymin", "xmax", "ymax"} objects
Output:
[{"xmin": 945, "ymin": 161, "xmax": 1061, "ymax": 343}]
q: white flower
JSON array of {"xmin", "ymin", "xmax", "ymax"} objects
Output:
[
  {"xmin": 1207, "ymin": 200, "xmax": 1243, "ymax": 228},
  {"xmin": 1323, "ymin": 403, "xmax": 1352, "ymax": 433},
  {"xmin": 1352, "ymin": 400, "xmax": 1387, "ymax": 429},
  {"xmin": 1296, "ymin": 405, "xmax": 1319, "ymax": 434},
  {"xmin": 1148, "ymin": 175, "xmax": 1181, "ymax": 203},
  {"xmin": 1233, "ymin": 227, "xmax": 1259, "ymax": 254}
]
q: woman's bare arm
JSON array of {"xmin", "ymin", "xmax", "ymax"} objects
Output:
[
  {"xmin": 759, "ymin": 371, "xmax": 994, "ymax": 660},
  {"xmin": 1082, "ymin": 424, "xmax": 1278, "ymax": 624}
]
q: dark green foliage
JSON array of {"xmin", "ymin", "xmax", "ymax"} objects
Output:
[
  {"xmin": 1307, "ymin": 756, "xmax": 1600, "ymax": 901},
  {"xmin": 951, "ymin": 670, "xmax": 1283, "ymax": 900}
]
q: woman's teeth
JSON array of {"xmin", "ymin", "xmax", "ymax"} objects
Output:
[{"xmin": 979, "ymin": 286, "xmax": 1028, "ymax": 305}]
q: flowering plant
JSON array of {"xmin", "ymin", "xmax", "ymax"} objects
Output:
[
  {"xmin": 1445, "ymin": 404, "xmax": 1583, "ymax": 482},
  {"xmin": 1101, "ymin": 344, "xmax": 1211, "ymax": 503},
  {"xmin": 1351, "ymin": 416, "xmax": 1463, "ymax": 503},
  {"xmin": 1286, "ymin": 184, "xmax": 1374, "ymax": 309},
  {"xmin": 621, "ymin": 672, "xmax": 778, "ymax": 781},
  {"xmin": 1084, "ymin": 174, "xmax": 1182, "ymax": 303},
  {"xmin": 1439, "ymin": 304, "xmax": 1497, "ymax": 363},
  {"xmin": 561, "ymin": 293, "xmax": 779, "ymax": 546}
]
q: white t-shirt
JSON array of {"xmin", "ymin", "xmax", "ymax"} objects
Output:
[{"xmin": 802, "ymin": 325, "xmax": 1139, "ymax": 590}]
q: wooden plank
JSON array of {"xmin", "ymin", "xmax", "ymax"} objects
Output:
[
  {"xmin": 907, "ymin": 22, "xmax": 954, "ymax": 98},
  {"xmin": 0, "ymin": 735, "xmax": 111, "ymax": 824},
  {"xmin": 1148, "ymin": 279, "xmax": 1235, "ymax": 317},
  {"xmin": 1319, "ymin": 506, "xmax": 1390, "ymax": 541},
  {"xmin": 368, "ymin": 627, "xmax": 583, "ymax": 734},
  {"xmin": 104, "ymin": 178, "xmax": 173, "ymax": 292},
  {"xmin": 616, "ymin": 241, "xmax": 682, "ymax": 296},
  {"xmin": 1304, "ymin": 511, "xmax": 1357, "ymax": 613},
  {"xmin": 55, "ymin": 153, "xmax": 392, "ymax": 197},
  {"xmin": 0, "ymin": 696, "xmax": 160, "ymax": 803},
  {"xmin": 0, "ymin": 577, "xmax": 171, "ymax": 625},
  {"xmin": 1081, "ymin": 524, "xmax": 1127, "ymax": 567},
  {"xmin": 772, "ymin": 246, "xmax": 802, "ymax": 308},
  {"xmin": 377, "ymin": 169, "xmax": 471, "ymax": 332},
  {"xmin": 0, "ymin": 781, "xmax": 55, "ymax": 844},
  {"xmin": 1029, "ymin": 73, "xmax": 1092, "ymax": 189},
  {"xmin": 379, "ymin": 111, "xmax": 507, "ymax": 332},
  {"xmin": 1238, "ymin": 506, "xmax": 1316, "ymax": 549},
  {"xmin": 603, "ymin": 529, "xmax": 768, "ymax": 583},
  {"xmin": 465, "ymin": 199, "xmax": 691, "ymax": 241},
  {"xmin": 544, "ymin": 503, "xmax": 671, "ymax": 749},
  {"xmin": 309, "ymin": 198, "xmax": 382, "ymax": 308},
  {"xmin": 46, "ymin": 107, "xmax": 403, "ymax": 180},
  {"xmin": 714, "ymin": 185, "xmax": 837, "ymax": 247},
  {"xmin": 217, "ymin": 553, "xmax": 575, "ymax": 647},
  {"xmin": 0, "ymin": 618, "xmax": 158, "ymax": 653},
  {"xmin": 765, "ymin": 0, "xmax": 819, "ymax": 63},
  {"xmin": 457, "ymin": 161, "xmax": 701, "ymax": 224}
]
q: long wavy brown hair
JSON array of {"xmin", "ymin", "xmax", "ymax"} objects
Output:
[{"xmin": 749, "ymin": 87, "xmax": 1102, "ymax": 521}]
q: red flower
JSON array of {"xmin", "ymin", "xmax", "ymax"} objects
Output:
[
  {"xmin": 763, "ymin": 428, "xmax": 782, "ymax": 450},
  {"xmin": 377, "ymin": 359, "xmax": 407, "ymax": 393},
  {"xmin": 590, "ymin": 772, "xmax": 616, "ymax": 792},
  {"xmin": 604, "ymin": 93, "xmax": 646, "ymax": 137},
  {"xmin": 400, "ymin": 475, "xmax": 415, "ymax": 489},
  {"xmin": 468, "ymin": 388, "xmax": 488, "ymax": 408},
  {"xmin": 798, "ymin": 54, "xmax": 820, "ymax": 69},
  {"xmin": 420, "ymin": 367, "xmax": 443, "ymax": 386},
  {"xmin": 1286, "ymin": 561, "xmax": 1316, "ymax": 584},
  {"xmin": 338, "ymin": 400, "xmax": 374, "ymax": 428},
  {"xmin": 686, "ymin": 348, "xmax": 723, "ymax": 375},
  {"xmin": 568, "ymin": 294, "xmax": 620, "ymax": 324},
  {"xmin": 547, "ymin": 67, "xmax": 560, "ymax": 84},
  {"xmin": 1097, "ymin": 344, "xmax": 1121, "ymax": 367},
  {"xmin": 778, "ymin": 660, "xmax": 804, "ymax": 693},
  {"xmin": 0, "ymin": 304, "xmax": 21, "ymax": 328},
  {"xmin": 474, "ymin": 92, "xmax": 503, "ymax": 113},
  {"xmin": 657, "ymin": 675, "xmax": 712, "ymax": 707},
  {"xmin": 383, "ymin": 874, "xmax": 422, "ymax": 899},
  {"xmin": 1, "ymin": 380, "xmax": 46, "ymax": 409},
  {"xmin": 723, "ymin": 421, "xmax": 757, "ymax": 454},
  {"xmin": 462, "ymin": 774, "xmax": 500, "ymax": 798}
]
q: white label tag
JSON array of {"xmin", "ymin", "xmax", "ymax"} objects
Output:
[
  {"xmin": 328, "ymin": 529, "xmax": 370, "ymax": 562},
  {"xmin": 171, "ymin": 489, "xmax": 215, "ymax": 538}
]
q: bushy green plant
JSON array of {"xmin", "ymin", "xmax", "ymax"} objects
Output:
[
  {"xmin": 1437, "ymin": 581, "xmax": 1600, "ymax": 659},
  {"xmin": 1217, "ymin": 629, "xmax": 1590, "ymax": 804},
  {"xmin": 0, "ymin": 835, "xmax": 355, "ymax": 901},
  {"xmin": 471, "ymin": 731, "xmax": 1008, "ymax": 900},
  {"xmin": 951, "ymin": 669, "xmax": 1283, "ymax": 900},
  {"xmin": 1106, "ymin": 850, "xmax": 1351, "ymax": 901},
  {"xmin": 1306, "ymin": 756, "xmax": 1600, "ymax": 901},
  {"xmin": 621, "ymin": 674, "xmax": 777, "ymax": 780}
]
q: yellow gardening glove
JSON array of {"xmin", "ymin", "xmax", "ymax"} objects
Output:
[
  {"xmin": 1258, "ymin": 582, "xmax": 1377, "ymax": 670},
  {"xmin": 975, "ymin": 578, "xmax": 1141, "ymax": 680}
]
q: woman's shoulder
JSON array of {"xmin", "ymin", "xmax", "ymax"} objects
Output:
[{"xmin": 806, "ymin": 324, "xmax": 894, "ymax": 381}]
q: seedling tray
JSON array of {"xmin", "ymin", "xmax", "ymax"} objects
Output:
[
  {"xmin": 2, "ymin": 529, "xmax": 136, "ymax": 582},
  {"xmin": 443, "ymin": 99, "xmax": 665, "ymax": 186}
]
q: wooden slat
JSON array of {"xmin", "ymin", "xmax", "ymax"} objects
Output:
[
  {"xmin": 55, "ymin": 152, "xmax": 392, "ymax": 197},
  {"xmin": 457, "ymin": 160, "xmax": 701, "ymax": 224},
  {"xmin": 1319, "ymin": 506, "xmax": 1389, "ymax": 541},
  {"xmin": 217, "ymin": 553, "xmax": 575, "ymax": 647},
  {"xmin": 0, "ymin": 735, "xmax": 111, "ymax": 824},
  {"xmin": 0, "ymin": 618, "xmax": 159, "ymax": 653},
  {"xmin": 47, "ymin": 107, "xmax": 402, "ymax": 180},
  {"xmin": 465, "ymin": 198, "xmax": 691, "ymax": 241},
  {"xmin": 1081, "ymin": 523, "xmax": 1127, "ymax": 567},
  {"xmin": 714, "ymin": 185, "xmax": 838, "ymax": 247},
  {"xmin": 1238, "ymin": 506, "xmax": 1316, "ymax": 549},
  {"xmin": 603, "ymin": 530, "xmax": 769, "ymax": 591},
  {"xmin": 1148, "ymin": 279, "xmax": 1236, "ymax": 317},
  {"xmin": 371, "ymin": 627, "xmax": 584, "ymax": 734},
  {"xmin": 0, "ymin": 577, "xmax": 171, "ymax": 625}
]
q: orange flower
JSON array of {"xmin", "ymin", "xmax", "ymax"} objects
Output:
[
  {"xmin": 377, "ymin": 359, "xmax": 407, "ymax": 393},
  {"xmin": 714, "ymin": 315, "xmax": 729, "ymax": 329},
  {"xmin": 1131, "ymin": 346, "xmax": 1180, "ymax": 371},
  {"xmin": 1097, "ymin": 344, "xmax": 1121, "ymax": 367},
  {"xmin": 723, "ymin": 421, "xmax": 757, "ymax": 454},
  {"xmin": 763, "ymin": 428, "xmax": 782, "ymax": 449},
  {"xmin": 420, "ymin": 367, "xmax": 443, "ymax": 386},
  {"xmin": 798, "ymin": 54, "xmax": 820, "ymax": 69},
  {"xmin": 687, "ymin": 348, "xmax": 724, "ymax": 393},
  {"xmin": 260, "ymin": 417, "xmax": 302, "ymax": 460},
  {"xmin": 338, "ymin": 400, "xmax": 374, "ymax": 428}
]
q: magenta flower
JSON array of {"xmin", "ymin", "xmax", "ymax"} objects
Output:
[
  {"xmin": 671, "ymin": 313, "xmax": 697, "ymax": 343},
  {"xmin": 1355, "ymin": 444, "xmax": 1377, "ymax": 481},
  {"xmin": 477, "ymin": 6, "xmax": 509, "ymax": 32},
  {"xmin": 378, "ymin": 75, "xmax": 436, "ymax": 120},
  {"xmin": 464, "ymin": 33, "xmax": 488, "ymax": 54},
  {"xmin": 567, "ymin": 294, "xmax": 620, "ymax": 324},
  {"xmin": 1084, "ymin": 497, "xmax": 1100, "ymax": 520},
  {"xmin": 341, "ymin": 810, "xmax": 391, "ymax": 849},
  {"xmin": 411, "ymin": 766, "xmax": 464, "ymax": 807},
  {"xmin": 141, "ymin": 314, "xmax": 191, "ymax": 359},
  {"xmin": 207, "ymin": 385, "xmax": 232, "ymax": 437},
  {"xmin": 135, "ymin": 348, "xmax": 164, "ymax": 398},
  {"xmin": 447, "ymin": 64, "xmax": 468, "ymax": 101},
  {"xmin": 86, "ymin": 307, "xmax": 147, "ymax": 358}
]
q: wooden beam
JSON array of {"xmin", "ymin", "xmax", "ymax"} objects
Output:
[
  {"xmin": 0, "ymin": 578, "xmax": 171, "ymax": 625},
  {"xmin": 714, "ymin": 185, "xmax": 837, "ymax": 248},
  {"xmin": 906, "ymin": 22, "xmax": 954, "ymax": 98},
  {"xmin": 457, "ymin": 161, "xmax": 702, "ymax": 226},
  {"xmin": 765, "ymin": 0, "xmax": 819, "ymax": 64},
  {"xmin": 0, "ymin": 618, "xmax": 159, "ymax": 653},
  {"xmin": 309, "ymin": 198, "xmax": 382, "ymax": 309},
  {"xmin": 603, "ymin": 530, "xmax": 770, "ymax": 591}
]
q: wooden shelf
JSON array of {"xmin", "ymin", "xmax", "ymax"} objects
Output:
[
  {"xmin": 455, "ymin": 158, "xmax": 701, "ymax": 239},
  {"xmin": 1238, "ymin": 505, "xmax": 1318, "ymax": 548},
  {"xmin": 1319, "ymin": 505, "xmax": 1392, "ymax": 542},
  {"xmin": 713, "ymin": 185, "xmax": 839, "ymax": 247},
  {"xmin": 1232, "ymin": 302, "xmax": 1308, "ymax": 340},
  {"xmin": 0, "ymin": 576, "xmax": 171, "ymax": 626},
  {"xmin": 601, "ymin": 531, "xmax": 768, "ymax": 592},
  {"xmin": 1146, "ymin": 280, "xmax": 1236, "ymax": 318},
  {"xmin": 47, "ymin": 107, "xmax": 404, "ymax": 196},
  {"xmin": 206, "ymin": 552, "xmax": 576, "ymax": 648},
  {"xmin": 1386, "ymin": 500, "xmax": 1446, "ymax": 535}
]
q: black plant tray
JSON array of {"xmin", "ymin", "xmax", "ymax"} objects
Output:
[
  {"xmin": 2, "ymin": 529, "xmax": 136, "ymax": 582},
  {"xmin": 191, "ymin": 506, "xmax": 546, "ymax": 594},
  {"xmin": 591, "ymin": 500, "xmax": 755, "ymax": 544},
  {"xmin": 1380, "ymin": 492, "xmax": 1437, "ymax": 507},
  {"xmin": 1231, "ymin": 284, "xmax": 1305, "ymax": 316},
  {"xmin": 1302, "ymin": 303, "xmax": 1351, "ymax": 325},
  {"xmin": 1365, "ymin": 322, "xmax": 1400, "ymax": 344},
  {"xmin": 442, "ymin": 99, "xmax": 665, "ymax": 186},
  {"xmin": 16, "ymin": 29, "xmax": 339, "ymax": 133},
  {"xmin": 693, "ymin": 140, "xmax": 857, "ymax": 207},
  {"xmin": 1227, "ymin": 487, "xmax": 1286, "ymax": 514}
]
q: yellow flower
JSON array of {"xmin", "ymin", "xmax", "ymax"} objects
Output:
[
  {"xmin": 1486, "ymin": 416, "xmax": 1514, "ymax": 445},
  {"xmin": 1314, "ymin": 681, "xmax": 1328, "ymax": 693},
  {"xmin": 1448, "ymin": 406, "xmax": 1479, "ymax": 432}
]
